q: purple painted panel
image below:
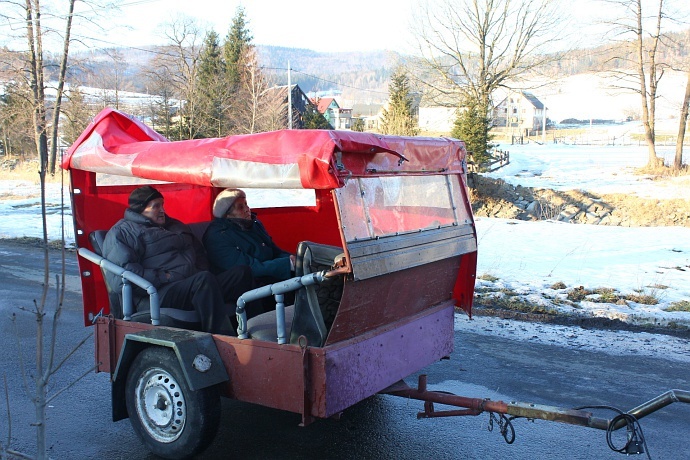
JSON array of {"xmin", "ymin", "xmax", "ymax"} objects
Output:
[{"xmin": 322, "ymin": 303, "xmax": 454, "ymax": 416}]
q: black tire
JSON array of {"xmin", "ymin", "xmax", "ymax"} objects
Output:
[{"xmin": 125, "ymin": 347, "xmax": 221, "ymax": 459}]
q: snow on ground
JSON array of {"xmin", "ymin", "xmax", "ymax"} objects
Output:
[
  {"xmin": 487, "ymin": 137, "xmax": 687, "ymax": 199},
  {"xmin": 454, "ymin": 314, "xmax": 690, "ymax": 364},
  {"xmin": 476, "ymin": 141, "xmax": 690, "ymax": 328},
  {"xmin": 0, "ymin": 140, "xmax": 688, "ymax": 332}
]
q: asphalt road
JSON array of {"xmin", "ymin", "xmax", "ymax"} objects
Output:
[{"xmin": 0, "ymin": 240, "xmax": 688, "ymax": 460}]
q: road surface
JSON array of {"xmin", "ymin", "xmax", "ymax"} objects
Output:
[{"xmin": 0, "ymin": 240, "xmax": 688, "ymax": 459}]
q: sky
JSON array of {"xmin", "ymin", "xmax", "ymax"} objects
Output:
[
  {"xmin": 93, "ymin": 0, "xmax": 419, "ymax": 53},
  {"xmin": 1, "ymin": 139, "xmax": 688, "ymax": 333},
  {"xmin": 0, "ymin": 0, "xmax": 611, "ymax": 55}
]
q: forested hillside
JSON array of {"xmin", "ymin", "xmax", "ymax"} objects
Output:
[
  {"xmin": 63, "ymin": 26, "xmax": 689, "ymax": 102},
  {"xmin": 66, "ymin": 45, "xmax": 399, "ymax": 104}
]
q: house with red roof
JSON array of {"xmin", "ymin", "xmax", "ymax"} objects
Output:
[{"xmin": 311, "ymin": 97, "xmax": 353, "ymax": 130}]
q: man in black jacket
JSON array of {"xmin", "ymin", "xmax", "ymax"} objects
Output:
[{"xmin": 101, "ymin": 185, "xmax": 253, "ymax": 335}]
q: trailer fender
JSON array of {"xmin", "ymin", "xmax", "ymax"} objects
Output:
[{"xmin": 111, "ymin": 328, "xmax": 229, "ymax": 422}]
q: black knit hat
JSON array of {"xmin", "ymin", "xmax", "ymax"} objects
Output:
[{"xmin": 128, "ymin": 186, "xmax": 163, "ymax": 213}]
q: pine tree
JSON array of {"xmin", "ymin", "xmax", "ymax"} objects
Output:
[
  {"xmin": 196, "ymin": 30, "xmax": 230, "ymax": 137},
  {"xmin": 380, "ymin": 69, "xmax": 418, "ymax": 136},
  {"xmin": 351, "ymin": 118, "xmax": 365, "ymax": 132},
  {"xmin": 224, "ymin": 7, "xmax": 253, "ymax": 91},
  {"xmin": 302, "ymin": 105, "xmax": 331, "ymax": 129},
  {"xmin": 451, "ymin": 100, "xmax": 494, "ymax": 167}
]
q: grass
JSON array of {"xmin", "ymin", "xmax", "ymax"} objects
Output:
[
  {"xmin": 634, "ymin": 163, "xmax": 690, "ymax": 177},
  {"xmin": 474, "ymin": 293, "xmax": 558, "ymax": 315},
  {"xmin": 478, "ymin": 273, "xmax": 500, "ymax": 282},
  {"xmin": 625, "ymin": 292, "xmax": 659, "ymax": 305},
  {"xmin": 592, "ymin": 287, "xmax": 619, "ymax": 303},
  {"xmin": 665, "ymin": 301, "xmax": 690, "ymax": 312},
  {"xmin": 566, "ymin": 286, "xmax": 592, "ymax": 301},
  {"xmin": 2, "ymin": 158, "xmax": 65, "ymax": 184}
]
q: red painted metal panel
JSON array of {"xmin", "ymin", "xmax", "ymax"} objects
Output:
[
  {"xmin": 96, "ymin": 305, "xmax": 452, "ymax": 422},
  {"xmin": 214, "ymin": 337, "xmax": 307, "ymax": 414},
  {"xmin": 326, "ymin": 258, "xmax": 460, "ymax": 345}
]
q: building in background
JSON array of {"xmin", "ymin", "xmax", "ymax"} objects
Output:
[{"xmin": 493, "ymin": 91, "xmax": 546, "ymax": 137}]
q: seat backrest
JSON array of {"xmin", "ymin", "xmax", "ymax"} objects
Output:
[
  {"xmin": 289, "ymin": 241, "xmax": 344, "ymax": 347},
  {"xmin": 89, "ymin": 230, "xmax": 108, "ymax": 257},
  {"xmin": 189, "ymin": 221, "xmax": 211, "ymax": 246},
  {"xmin": 88, "ymin": 230, "xmax": 201, "ymax": 327},
  {"xmin": 89, "ymin": 230, "xmax": 123, "ymax": 318}
]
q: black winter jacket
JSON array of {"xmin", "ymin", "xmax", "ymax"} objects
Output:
[{"xmin": 101, "ymin": 209, "xmax": 208, "ymax": 297}]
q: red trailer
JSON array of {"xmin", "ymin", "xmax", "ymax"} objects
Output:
[
  {"xmin": 62, "ymin": 109, "xmax": 688, "ymax": 459},
  {"xmin": 62, "ymin": 108, "xmax": 477, "ymax": 459}
]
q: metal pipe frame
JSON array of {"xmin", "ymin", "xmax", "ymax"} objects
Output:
[
  {"xmin": 78, "ymin": 248, "xmax": 162, "ymax": 325},
  {"xmin": 235, "ymin": 270, "xmax": 333, "ymax": 340},
  {"xmin": 384, "ymin": 375, "xmax": 690, "ymax": 431}
]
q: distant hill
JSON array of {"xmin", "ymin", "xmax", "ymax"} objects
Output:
[
  {"xmin": 68, "ymin": 45, "xmax": 400, "ymax": 106},
  {"xmin": 24, "ymin": 27, "xmax": 690, "ymax": 121},
  {"xmin": 258, "ymin": 46, "xmax": 400, "ymax": 104}
]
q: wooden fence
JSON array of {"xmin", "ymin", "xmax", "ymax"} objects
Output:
[{"xmin": 468, "ymin": 149, "xmax": 510, "ymax": 173}]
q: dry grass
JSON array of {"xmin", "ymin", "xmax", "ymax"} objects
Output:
[
  {"xmin": 593, "ymin": 287, "xmax": 620, "ymax": 303},
  {"xmin": 566, "ymin": 286, "xmax": 592, "ymax": 301},
  {"xmin": 635, "ymin": 163, "xmax": 690, "ymax": 178},
  {"xmin": 625, "ymin": 292, "xmax": 659, "ymax": 305},
  {"xmin": 473, "ymin": 293, "xmax": 558, "ymax": 315},
  {"xmin": 471, "ymin": 171, "xmax": 690, "ymax": 227},
  {"xmin": 2, "ymin": 159, "xmax": 64, "ymax": 183},
  {"xmin": 1, "ymin": 159, "xmax": 65, "ymax": 200},
  {"xmin": 478, "ymin": 273, "xmax": 500, "ymax": 282},
  {"xmin": 665, "ymin": 301, "xmax": 690, "ymax": 312}
]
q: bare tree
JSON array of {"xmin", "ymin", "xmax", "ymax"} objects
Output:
[
  {"xmin": 234, "ymin": 48, "xmax": 281, "ymax": 133},
  {"xmin": 411, "ymin": 0, "xmax": 565, "ymax": 155},
  {"xmin": 0, "ymin": 2, "xmax": 95, "ymax": 459},
  {"xmin": 90, "ymin": 49, "xmax": 133, "ymax": 111},
  {"xmin": 259, "ymin": 85, "xmax": 296, "ymax": 132},
  {"xmin": 142, "ymin": 56, "xmax": 181, "ymax": 139},
  {"xmin": 158, "ymin": 15, "xmax": 204, "ymax": 140},
  {"xmin": 47, "ymin": 0, "xmax": 76, "ymax": 174},
  {"xmin": 675, "ymin": 71, "xmax": 690, "ymax": 170},
  {"xmin": 60, "ymin": 85, "xmax": 95, "ymax": 145},
  {"xmin": 599, "ymin": 0, "xmax": 678, "ymax": 167},
  {"xmin": 0, "ymin": 81, "xmax": 35, "ymax": 159}
]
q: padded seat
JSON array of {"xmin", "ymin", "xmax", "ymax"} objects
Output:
[
  {"xmin": 239, "ymin": 241, "xmax": 344, "ymax": 346},
  {"xmin": 89, "ymin": 230, "xmax": 202, "ymax": 328},
  {"xmin": 246, "ymin": 305, "xmax": 295, "ymax": 342}
]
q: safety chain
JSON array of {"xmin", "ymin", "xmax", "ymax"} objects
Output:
[{"xmin": 488, "ymin": 412, "xmax": 516, "ymax": 444}]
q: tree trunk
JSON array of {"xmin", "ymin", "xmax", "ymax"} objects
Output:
[
  {"xmin": 675, "ymin": 72, "xmax": 690, "ymax": 170},
  {"xmin": 48, "ymin": 0, "xmax": 76, "ymax": 175},
  {"xmin": 24, "ymin": 0, "xmax": 48, "ymax": 172}
]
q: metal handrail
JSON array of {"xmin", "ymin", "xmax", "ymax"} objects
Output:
[
  {"xmin": 78, "ymin": 248, "xmax": 162, "ymax": 325},
  {"xmin": 235, "ymin": 267, "xmax": 347, "ymax": 343}
]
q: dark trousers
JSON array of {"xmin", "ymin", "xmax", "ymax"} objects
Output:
[{"xmin": 156, "ymin": 266, "xmax": 255, "ymax": 334}]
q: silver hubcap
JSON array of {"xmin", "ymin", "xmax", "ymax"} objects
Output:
[{"xmin": 135, "ymin": 367, "xmax": 186, "ymax": 443}]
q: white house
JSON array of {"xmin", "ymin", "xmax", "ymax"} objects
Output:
[{"xmin": 493, "ymin": 91, "xmax": 546, "ymax": 136}]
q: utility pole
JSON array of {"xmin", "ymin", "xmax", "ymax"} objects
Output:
[
  {"xmin": 542, "ymin": 106, "xmax": 547, "ymax": 144},
  {"xmin": 287, "ymin": 61, "xmax": 292, "ymax": 129}
]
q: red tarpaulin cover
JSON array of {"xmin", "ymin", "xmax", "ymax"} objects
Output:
[{"xmin": 62, "ymin": 108, "xmax": 467, "ymax": 189}]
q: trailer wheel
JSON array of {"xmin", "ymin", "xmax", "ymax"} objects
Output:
[{"xmin": 125, "ymin": 347, "xmax": 221, "ymax": 459}]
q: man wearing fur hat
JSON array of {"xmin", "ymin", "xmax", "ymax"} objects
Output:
[
  {"xmin": 101, "ymin": 185, "xmax": 254, "ymax": 335},
  {"xmin": 204, "ymin": 189, "xmax": 296, "ymax": 299}
]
